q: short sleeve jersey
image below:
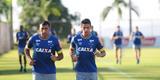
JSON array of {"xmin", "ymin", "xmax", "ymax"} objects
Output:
[
  {"xmin": 16, "ymin": 31, "xmax": 28, "ymax": 48},
  {"xmin": 71, "ymin": 33, "xmax": 103, "ymax": 72},
  {"xmin": 26, "ymin": 33, "xmax": 62, "ymax": 74},
  {"xmin": 132, "ymin": 31, "xmax": 143, "ymax": 45},
  {"xmin": 113, "ymin": 31, "xmax": 123, "ymax": 45}
]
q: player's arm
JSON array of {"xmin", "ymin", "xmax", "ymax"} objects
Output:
[
  {"xmin": 51, "ymin": 39, "xmax": 63, "ymax": 61},
  {"xmin": 95, "ymin": 48, "xmax": 106, "ymax": 57},
  {"xmin": 16, "ymin": 33, "xmax": 18, "ymax": 42},
  {"xmin": 25, "ymin": 37, "xmax": 35, "ymax": 66},
  {"xmin": 25, "ymin": 48, "xmax": 35, "ymax": 66},
  {"xmin": 95, "ymin": 37, "xmax": 106, "ymax": 57},
  {"xmin": 69, "ymin": 37, "xmax": 78, "ymax": 62},
  {"xmin": 111, "ymin": 32, "xmax": 118, "ymax": 41},
  {"xmin": 69, "ymin": 46, "xmax": 78, "ymax": 62},
  {"xmin": 26, "ymin": 32, "xmax": 29, "ymax": 40},
  {"xmin": 51, "ymin": 50, "xmax": 63, "ymax": 61},
  {"xmin": 141, "ymin": 33, "xmax": 145, "ymax": 40}
]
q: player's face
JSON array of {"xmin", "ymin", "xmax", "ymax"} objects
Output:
[
  {"xmin": 116, "ymin": 26, "xmax": 120, "ymax": 31},
  {"xmin": 135, "ymin": 27, "xmax": 139, "ymax": 31},
  {"xmin": 81, "ymin": 23, "xmax": 91, "ymax": 36},
  {"xmin": 39, "ymin": 25, "xmax": 50, "ymax": 36}
]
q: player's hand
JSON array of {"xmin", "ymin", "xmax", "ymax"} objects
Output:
[
  {"xmin": 29, "ymin": 59, "xmax": 36, "ymax": 66},
  {"xmin": 51, "ymin": 55, "xmax": 57, "ymax": 62},
  {"xmin": 114, "ymin": 36, "xmax": 119, "ymax": 39},
  {"xmin": 95, "ymin": 51, "xmax": 106, "ymax": 57},
  {"xmin": 72, "ymin": 55, "xmax": 78, "ymax": 62}
]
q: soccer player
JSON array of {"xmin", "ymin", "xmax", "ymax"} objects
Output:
[
  {"xmin": 67, "ymin": 28, "xmax": 76, "ymax": 43},
  {"xmin": 130, "ymin": 26, "xmax": 144, "ymax": 64},
  {"xmin": 25, "ymin": 21, "xmax": 63, "ymax": 80},
  {"xmin": 70, "ymin": 18, "xmax": 106, "ymax": 80},
  {"xmin": 91, "ymin": 25, "xmax": 98, "ymax": 36},
  {"xmin": 111, "ymin": 25, "xmax": 123, "ymax": 64},
  {"xmin": 16, "ymin": 25, "xmax": 28, "ymax": 72}
]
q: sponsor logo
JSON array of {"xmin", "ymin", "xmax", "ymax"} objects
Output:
[
  {"xmin": 35, "ymin": 48, "xmax": 51, "ymax": 53},
  {"xmin": 77, "ymin": 47, "xmax": 93, "ymax": 52}
]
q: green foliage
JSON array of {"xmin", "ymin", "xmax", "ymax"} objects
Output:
[
  {"xmin": 0, "ymin": 0, "xmax": 12, "ymax": 23},
  {"xmin": 17, "ymin": 0, "xmax": 76, "ymax": 38}
]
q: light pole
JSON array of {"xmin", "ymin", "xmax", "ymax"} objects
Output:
[{"xmin": 129, "ymin": 0, "xmax": 132, "ymax": 35}]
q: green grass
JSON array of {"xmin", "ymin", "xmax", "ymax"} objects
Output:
[{"xmin": 0, "ymin": 48, "xmax": 160, "ymax": 80}]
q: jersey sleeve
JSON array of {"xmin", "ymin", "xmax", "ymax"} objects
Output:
[
  {"xmin": 54, "ymin": 38, "xmax": 62, "ymax": 54},
  {"xmin": 26, "ymin": 36, "xmax": 34, "ymax": 49},
  {"xmin": 70, "ymin": 36, "xmax": 76, "ymax": 49},
  {"xmin": 113, "ymin": 32, "xmax": 116, "ymax": 37},
  {"xmin": 16, "ymin": 32, "xmax": 18, "ymax": 41},
  {"xmin": 96, "ymin": 37, "xmax": 103, "ymax": 50},
  {"xmin": 140, "ymin": 32, "xmax": 143, "ymax": 36}
]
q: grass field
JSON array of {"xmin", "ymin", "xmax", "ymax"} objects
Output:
[{"xmin": 0, "ymin": 48, "xmax": 160, "ymax": 80}]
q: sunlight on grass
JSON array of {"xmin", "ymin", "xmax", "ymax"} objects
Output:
[{"xmin": 0, "ymin": 48, "xmax": 160, "ymax": 80}]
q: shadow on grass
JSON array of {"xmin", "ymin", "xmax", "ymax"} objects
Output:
[
  {"xmin": 0, "ymin": 68, "xmax": 74, "ymax": 75},
  {"xmin": 0, "ymin": 69, "xmax": 32, "ymax": 75},
  {"xmin": 0, "ymin": 67, "xmax": 114, "ymax": 75}
]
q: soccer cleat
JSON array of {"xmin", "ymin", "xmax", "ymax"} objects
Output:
[
  {"xmin": 23, "ymin": 68, "xmax": 27, "ymax": 72},
  {"xmin": 116, "ymin": 60, "xmax": 119, "ymax": 64},
  {"xmin": 137, "ymin": 59, "xmax": 140, "ymax": 64},
  {"xmin": 19, "ymin": 66, "xmax": 23, "ymax": 72}
]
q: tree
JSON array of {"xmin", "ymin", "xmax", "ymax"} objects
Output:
[
  {"xmin": 0, "ymin": 0, "xmax": 12, "ymax": 23},
  {"xmin": 17, "ymin": 0, "xmax": 76, "ymax": 38},
  {"xmin": 0, "ymin": 0, "xmax": 13, "ymax": 49},
  {"xmin": 101, "ymin": 0, "xmax": 139, "ymax": 34}
]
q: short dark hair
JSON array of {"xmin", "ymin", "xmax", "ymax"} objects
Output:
[
  {"xmin": 81, "ymin": 18, "xmax": 91, "ymax": 24},
  {"xmin": 41, "ymin": 21, "xmax": 50, "ymax": 27}
]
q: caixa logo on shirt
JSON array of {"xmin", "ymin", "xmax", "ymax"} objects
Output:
[
  {"xmin": 77, "ymin": 47, "xmax": 93, "ymax": 52},
  {"xmin": 35, "ymin": 48, "xmax": 51, "ymax": 53}
]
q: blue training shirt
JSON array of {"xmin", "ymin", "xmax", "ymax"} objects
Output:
[
  {"xmin": 113, "ymin": 31, "xmax": 123, "ymax": 45},
  {"xmin": 132, "ymin": 31, "xmax": 143, "ymax": 45},
  {"xmin": 26, "ymin": 33, "xmax": 62, "ymax": 74},
  {"xmin": 71, "ymin": 33, "xmax": 103, "ymax": 72},
  {"xmin": 16, "ymin": 31, "xmax": 28, "ymax": 48}
]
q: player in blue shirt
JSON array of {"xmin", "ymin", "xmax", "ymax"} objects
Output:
[
  {"xmin": 16, "ymin": 25, "xmax": 28, "ymax": 72},
  {"xmin": 130, "ymin": 26, "xmax": 144, "ymax": 64},
  {"xmin": 70, "ymin": 18, "xmax": 106, "ymax": 80},
  {"xmin": 111, "ymin": 25, "xmax": 123, "ymax": 64},
  {"xmin": 25, "ymin": 21, "xmax": 63, "ymax": 80},
  {"xmin": 67, "ymin": 28, "xmax": 76, "ymax": 43}
]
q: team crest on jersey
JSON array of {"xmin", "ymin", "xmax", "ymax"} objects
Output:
[
  {"xmin": 35, "ymin": 40, "xmax": 40, "ymax": 46},
  {"xmin": 89, "ymin": 40, "xmax": 94, "ymax": 43},
  {"xmin": 48, "ymin": 40, "xmax": 54, "ymax": 46},
  {"xmin": 77, "ymin": 39, "xmax": 82, "ymax": 41},
  {"xmin": 36, "ymin": 40, "xmax": 41, "ymax": 42}
]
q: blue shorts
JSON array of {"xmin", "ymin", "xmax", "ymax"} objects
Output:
[
  {"xmin": 114, "ymin": 44, "xmax": 122, "ymax": 49},
  {"xmin": 33, "ymin": 72, "xmax": 56, "ymax": 80},
  {"xmin": 18, "ymin": 47, "xmax": 25, "ymax": 55},
  {"xmin": 133, "ymin": 45, "xmax": 141, "ymax": 49},
  {"xmin": 76, "ymin": 72, "xmax": 97, "ymax": 80}
]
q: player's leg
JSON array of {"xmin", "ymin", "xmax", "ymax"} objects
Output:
[
  {"xmin": 19, "ymin": 55, "xmax": 23, "ymax": 72},
  {"xmin": 18, "ymin": 47, "xmax": 23, "ymax": 72},
  {"xmin": 115, "ymin": 47, "xmax": 119, "ymax": 64},
  {"xmin": 135, "ymin": 47, "xmax": 140, "ymax": 64},
  {"xmin": 119, "ymin": 48, "xmax": 122, "ymax": 64},
  {"xmin": 136, "ymin": 47, "xmax": 141, "ymax": 64},
  {"xmin": 23, "ymin": 53, "xmax": 27, "ymax": 72}
]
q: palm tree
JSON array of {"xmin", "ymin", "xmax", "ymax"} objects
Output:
[{"xmin": 101, "ymin": 0, "xmax": 139, "ymax": 34}]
